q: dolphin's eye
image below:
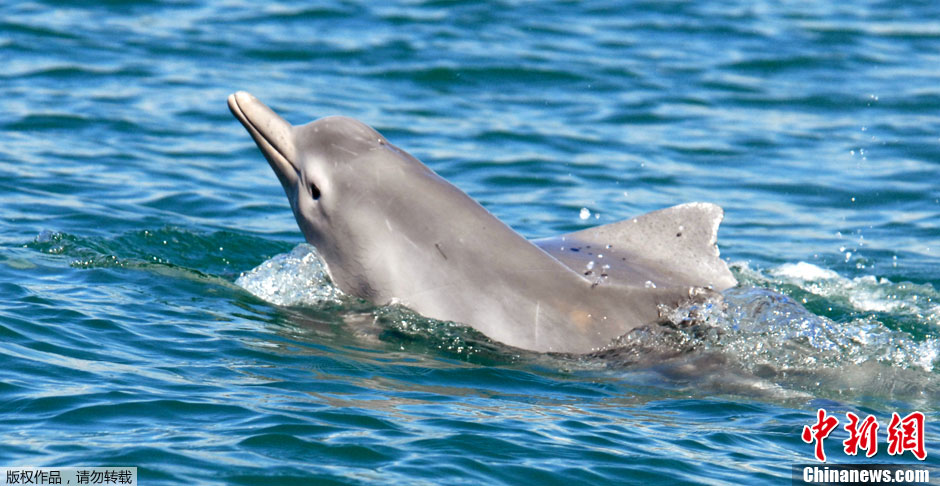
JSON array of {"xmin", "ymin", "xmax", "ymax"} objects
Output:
[{"xmin": 308, "ymin": 182, "xmax": 321, "ymax": 200}]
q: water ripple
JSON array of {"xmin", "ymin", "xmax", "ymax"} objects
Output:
[{"xmin": 2, "ymin": 0, "xmax": 939, "ymax": 483}]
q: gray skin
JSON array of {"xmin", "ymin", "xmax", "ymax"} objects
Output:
[{"xmin": 228, "ymin": 91, "xmax": 737, "ymax": 354}]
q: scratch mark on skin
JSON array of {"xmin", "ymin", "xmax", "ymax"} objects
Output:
[
  {"xmin": 435, "ymin": 243, "xmax": 447, "ymax": 260},
  {"xmin": 534, "ymin": 301, "xmax": 540, "ymax": 347},
  {"xmin": 406, "ymin": 281, "xmax": 461, "ymax": 302},
  {"xmin": 331, "ymin": 143, "xmax": 359, "ymax": 157}
]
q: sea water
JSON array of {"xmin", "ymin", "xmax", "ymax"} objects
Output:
[{"xmin": 1, "ymin": 1, "xmax": 938, "ymax": 484}]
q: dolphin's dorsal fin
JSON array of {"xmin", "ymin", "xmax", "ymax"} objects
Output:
[{"xmin": 534, "ymin": 202, "xmax": 737, "ymax": 291}]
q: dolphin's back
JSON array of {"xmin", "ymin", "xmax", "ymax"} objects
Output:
[{"xmin": 535, "ymin": 202, "xmax": 737, "ymax": 292}]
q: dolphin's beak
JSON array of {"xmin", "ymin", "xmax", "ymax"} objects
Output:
[{"xmin": 228, "ymin": 91, "xmax": 299, "ymax": 188}]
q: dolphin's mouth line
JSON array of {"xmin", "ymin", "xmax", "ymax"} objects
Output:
[{"xmin": 227, "ymin": 93, "xmax": 299, "ymax": 181}]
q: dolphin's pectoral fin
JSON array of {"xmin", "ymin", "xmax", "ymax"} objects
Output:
[{"xmin": 535, "ymin": 202, "xmax": 737, "ymax": 292}]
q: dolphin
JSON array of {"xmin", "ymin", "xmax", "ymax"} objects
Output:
[{"xmin": 227, "ymin": 91, "xmax": 737, "ymax": 354}]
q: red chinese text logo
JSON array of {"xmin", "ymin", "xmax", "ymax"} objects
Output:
[
  {"xmin": 802, "ymin": 408, "xmax": 839, "ymax": 462},
  {"xmin": 801, "ymin": 408, "xmax": 926, "ymax": 462},
  {"xmin": 843, "ymin": 412, "xmax": 879, "ymax": 457},
  {"xmin": 887, "ymin": 411, "xmax": 926, "ymax": 460}
]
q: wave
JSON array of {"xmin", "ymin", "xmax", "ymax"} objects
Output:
[
  {"xmin": 26, "ymin": 231, "xmax": 939, "ymax": 404},
  {"xmin": 236, "ymin": 245, "xmax": 940, "ymax": 404}
]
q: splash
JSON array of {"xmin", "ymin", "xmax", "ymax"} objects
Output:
[
  {"xmin": 236, "ymin": 248, "xmax": 940, "ymax": 373},
  {"xmin": 236, "ymin": 244, "xmax": 515, "ymax": 364},
  {"xmin": 659, "ymin": 262, "xmax": 940, "ymax": 372},
  {"xmin": 715, "ymin": 286, "xmax": 939, "ymax": 373},
  {"xmin": 235, "ymin": 244, "xmax": 344, "ymax": 306},
  {"xmin": 768, "ymin": 262, "xmax": 939, "ymax": 322},
  {"xmin": 591, "ymin": 262, "xmax": 940, "ymax": 404},
  {"xmin": 235, "ymin": 247, "xmax": 940, "ymax": 400}
]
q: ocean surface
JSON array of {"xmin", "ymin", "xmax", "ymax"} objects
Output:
[{"xmin": 1, "ymin": 1, "xmax": 938, "ymax": 484}]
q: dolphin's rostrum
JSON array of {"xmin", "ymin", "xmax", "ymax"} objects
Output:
[{"xmin": 228, "ymin": 91, "xmax": 736, "ymax": 353}]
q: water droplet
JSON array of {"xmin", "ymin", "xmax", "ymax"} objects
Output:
[{"xmin": 579, "ymin": 208, "xmax": 591, "ymax": 220}]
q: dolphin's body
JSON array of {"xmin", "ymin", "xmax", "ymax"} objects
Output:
[{"xmin": 228, "ymin": 91, "xmax": 736, "ymax": 353}]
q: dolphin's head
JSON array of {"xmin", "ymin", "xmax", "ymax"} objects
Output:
[{"xmin": 227, "ymin": 91, "xmax": 436, "ymax": 297}]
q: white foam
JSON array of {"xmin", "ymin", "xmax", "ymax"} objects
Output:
[
  {"xmin": 724, "ymin": 261, "xmax": 940, "ymax": 373},
  {"xmin": 762, "ymin": 262, "xmax": 938, "ymax": 323},
  {"xmin": 771, "ymin": 262, "xmax": 839, "ymax": 281}
]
